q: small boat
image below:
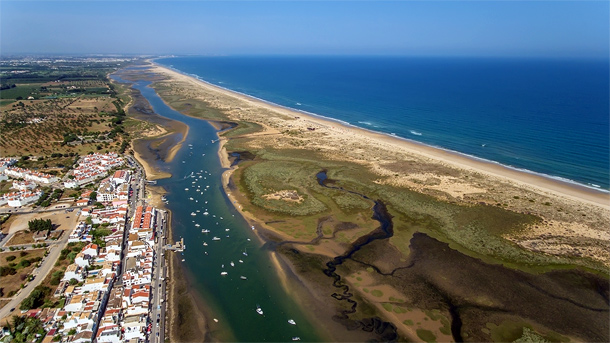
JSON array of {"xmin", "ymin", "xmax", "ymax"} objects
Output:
[
  {"xmin": 189, "ymin": 197, "xmax": 194, "ymax": 201},
  {"xmin": 240, "ymin": 276, "xmax": 247, "ymax": 280},
  {"xmin": 251, "ymin": 225, "xmax": 255, "ymax": 230},
  {"xmin": 230, "ymin": 261, "xmax": 235, "ymax": 267},
  {"xmin": 212, "ymin": 237, "xmax": 221, "ymax": 241},
  {"xmin": 191, "ymin": 212, "xmax": 196, "ymax": 216},
  {"xmin": 196, "ymin": 209, "xmax": 201, "ymax": 212},
  {"xmin": 195, "ymin": 224, "xmax": 200, "ymax": 227},
  {"xmin": 202, "ymin": 229, "xmax": 210, "ymax": 233},
  {"xmin": 203, "ymin": 212, "xmax": 209, "ymax": 215},
  {"xmin": 292, "ymin": 337, "xmax": 301, "ymax": 341},
  {"xmin": 185, "ymin": 188, "xmax": 189, "ymax": 191},
  {"xmin": 238, "ymin": 260, "xmax": 243, "ymax": 263},
  {"xmin": 288, "ymin": 319, "xmax": 296, "ymax": 325},
  {"xmin": 213, "ymin": 318, "xmax": 218, "ymax": 323},
  {"xmin": 256, "ymin": 305, "xmax": 263, "ymax": 315},
  {"xmin": 203, "ymin": 242, "xmax": 208, "ymax": 246},
  {"xmin": 221, "ymin": 272, "xmax": 228, "ymax": 276},
  {"xmin": 225, "ymin": 228, "xmax": 230, "ymax": 232},
  {"xmin": 181, "ymin": 259, "xmax": 185, "ymax": 262},
  {"xmin": 221, "ymin": 264, "xmax": 224, "ymax": 268},
  {"xmin": 243, "ymin": 249, "xmax": 248, "ymax": 256}
]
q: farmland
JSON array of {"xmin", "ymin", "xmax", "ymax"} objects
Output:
[{"xmin": 0, "ymin": 56, "xmax": 140, "ymax": 164}]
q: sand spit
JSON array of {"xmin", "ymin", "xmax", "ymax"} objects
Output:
[
  {"xmin": 122, "ymin": 62, "xmax": 609, "ymax": 342},
  {"xmin": 148, "ymin": 63, "xmax": 609, "ymax": 267}
]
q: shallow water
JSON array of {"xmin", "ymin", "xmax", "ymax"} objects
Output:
[{"xmin": 117, "ymin": 75, "xmax": 323, "ymax": 342}]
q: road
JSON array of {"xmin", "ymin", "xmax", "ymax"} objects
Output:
[
  {"xmin": 150, "ymin": 210, "xmax": 167, "ymax": 343},
  {"xmin": 0, "ymin": 205, "xmax": 86, "ymax": 216},
  {"xmin": 0, "ymin": 227, "xmax": 71, "ymax": 319}
]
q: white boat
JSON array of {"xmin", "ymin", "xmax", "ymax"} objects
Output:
[
  {"xmin": 190, "ymin": 212, "xmax": 196, "ymax": 216},
  {"xmin": 225, "ymin": 228, "xmax": 230, "ymax": 232},
  {"xmin": 243, "ymin": 249, "xmax": 248, "ymax": 256},
  {"xmin": 185, "ymin": 188, "xmax": 189, "ymax": 191},
  {"xmin": 238, "ymin": 260, "xmax": 243, "ymax": 263},
  {"xmin": 292, "ymin": 337, "xmax": 301, "ymax": 341},
  {"xmin": 220, "ymin": 272, "xmax": 228, "ymax": 276},
  {"xmin": 251, "ymin": 225, "xmax": 255, "ymax": 230},
  {"xmin": 195, "ymin": 224, "xmax": 200, "ymax": 227},
  {"xmin": 288, "ymin": 319, "xmax": 296, "ymax": 325},
  {"xmin": 213, "ymin": 318, "xmax": 218, "ymax": 323},
  {"xmin": 181, "ymin": 259, "xmax": 185, "ymax": 262},
  {"xmin": 203, "ymin": 212, "xmax": 209, "ymax": 215},
  {"xmin": 202, "ymin": 229, "xmax": 210, "ymax": 233},
  {"xmin": 203, "ymin": 242, "xmax": 208, "ymax": 246},
  {"xmin": 189, "ymin": 197, "xmax": 194, "ymax": 200},
  {"xmin": 212, "ymin": 237, "xmax": 221, "ymax": 241},
  {"xmin": 240, "ymin": 276, "xmax": 247, "ymax": 280},
  {"xmin": 230, "ymin": 261, "xmax": 235, "ymax": 267},
  {"xmin": 256, "ymin": 305, "xmax": 263, "ymax": 315}
]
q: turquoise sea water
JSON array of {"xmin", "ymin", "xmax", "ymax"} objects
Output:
[
  {"xmin": 156, "ymin": 56, "xmax": 610, "ymax": 191},
  {"xmin": 116, "ymin": 75, "xmax": 323, "ymax": 342}
]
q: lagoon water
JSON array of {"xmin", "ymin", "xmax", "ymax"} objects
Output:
[
  {"xmin": 156, "ymin": 56, "xmax": 610, "ymax": 191},
  {"xmin": 125, "ymin": 78, "xmax": 323, "ymax": 342}
]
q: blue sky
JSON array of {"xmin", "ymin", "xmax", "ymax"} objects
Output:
[{"xmin": 1, "ymin": 1, "xmax": 608, "ymax": 58}]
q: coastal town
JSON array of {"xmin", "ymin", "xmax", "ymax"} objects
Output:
[{"xmin": 0, "ymin": 152, "xmax": 174, "ymax": 343}]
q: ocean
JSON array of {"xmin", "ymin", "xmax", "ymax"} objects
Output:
[{"xmin": 156, "ymin": 56, "xmax": 610, "ymax": 191}]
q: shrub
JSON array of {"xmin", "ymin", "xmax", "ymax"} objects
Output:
[
  {"xmin": 18, "ymin": 259, "xmax": 31, "ymax": 268},
  {"xmin": 0, "ymin": 266, "xmax": 17, "ymax": 276},
  {"xmin": 5, "ymin": 255, "xmax": 16, "ymax": 262}
]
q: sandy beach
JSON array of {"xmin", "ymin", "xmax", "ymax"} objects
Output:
[{"xmin": 152, "ymin": 63, "xmax": 608, "ymax": 209}]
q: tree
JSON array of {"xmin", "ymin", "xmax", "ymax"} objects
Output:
[
  {"xmin": 27, "ymin": 218, "xmax": 52, "ymax": 233},
  {"xmin": 19, "ymin": 286, "xmax": 49, "ymax": 311}
]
